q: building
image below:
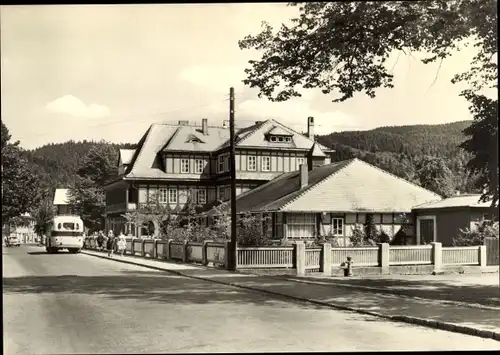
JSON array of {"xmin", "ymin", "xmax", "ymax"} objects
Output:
[
  {"xmin": 53, "ymin": 188, "xmax": 73, "ymax": 215},
  {"xmin": 411, "ymin": 194, "xmax": 498, "ymax": 246},
  {"xmin": 6, "ymin": 212, "xmax": 37, "ymax": 243},
  {"xmin": 203, "ymin": 158, "xmax": 441, "ymax": 246},
  {"xmin": 104, "ymin": 117, "xmax": 334, "ymax": 237}
]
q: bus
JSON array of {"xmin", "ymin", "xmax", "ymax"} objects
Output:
[{"xmin": 46, "ymin": 215, "xmax": 84, "ymax": 254}]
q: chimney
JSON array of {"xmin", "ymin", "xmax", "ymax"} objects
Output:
[
  {"xmin": 299, "ymin": 164, "xmax": 308, "ymax": 189},
  {"xmin": 307, "ymin": 116, "xmax": 315, "ymax": 140},
  {"xmin": 202, "ymin": 118, "xmax": 208, "ymax": 135},
  {"xmin": 178, "ymin": 120, "xmax": 189, "ymax": 126}
]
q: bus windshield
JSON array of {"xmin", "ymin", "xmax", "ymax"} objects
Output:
[{"xmin": 62, "ymin": 223, "xmax": 76, "ymax": 231}]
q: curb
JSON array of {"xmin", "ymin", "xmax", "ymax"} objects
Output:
[{"xmin": 81, "ymin": 250, "xmax": 500, "ymax": 342}]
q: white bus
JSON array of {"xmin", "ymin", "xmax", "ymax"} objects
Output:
[{"xmin": 46, "ymin": 215, "xmax": 84, "ymax": 254}]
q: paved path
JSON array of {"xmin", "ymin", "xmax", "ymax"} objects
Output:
[{"xmin": 4, "ymin": 245, "xmax": 500, "ymax": 354}]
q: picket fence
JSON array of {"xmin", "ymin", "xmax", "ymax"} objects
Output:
[{"xmin": 84, "ymin": 238, "xmax": 487, "ymax": 276}]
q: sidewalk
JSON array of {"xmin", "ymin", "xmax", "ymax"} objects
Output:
[{"xmin": 81, "ymin": 249, "xmax": 500, "ymax": 342}]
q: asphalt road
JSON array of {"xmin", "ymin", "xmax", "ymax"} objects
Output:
[{"xmin": 3, "ymin": 245, "xmax": 499, "ymax": 353}]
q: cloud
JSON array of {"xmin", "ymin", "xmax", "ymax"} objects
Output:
[{"xmin": 45, "ymin": 95, "xmax": 110, "ymax": 118}]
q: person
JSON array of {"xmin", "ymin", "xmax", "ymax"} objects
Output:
[
  {"xmin": 106, "ymin": 230, "xmax": 116, "ymax": 257},
  {"xmin": 117, "ymin": 232, "xmax": 126, "ymax": 257},
  {"xmin": 97, "ymin": 231, "xmax": 105, "ymax": 250}
]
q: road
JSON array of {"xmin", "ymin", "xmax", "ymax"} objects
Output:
[{"xmin": 3, "ymin": 245, "xmax": 499, "ymax": 353}]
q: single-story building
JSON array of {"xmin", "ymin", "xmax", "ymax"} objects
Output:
[
  {"xmin": 201, "ymin": 158, "xmax": 442, "ymax": 246},
  {"xmin": 411, "ymin": 194, "xmax": 498, "ymax": 246}
]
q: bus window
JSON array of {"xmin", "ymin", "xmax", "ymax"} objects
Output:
[
  {"xmin": 76, "ymin": 223, "xmax": 79, "ymax": 230},
  {"xmin": 58, "ymin": 223, "xmax": 62, "ymax": 229},
  {"xmin": 62, "ymin": 223, "xmax": 75, "ymax": 230}
]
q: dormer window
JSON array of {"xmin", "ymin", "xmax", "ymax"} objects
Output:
[
  {"xmin": 269, "ymin": 135, "xmax": 292, "ymax": 143},
  {"xmin": 186, "ymin": 134, "xmax": 204, "ymax": 144}
]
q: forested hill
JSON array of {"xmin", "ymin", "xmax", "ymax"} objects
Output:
[
  {"xmin": 21, "ymin": 140, "xmax": 136, "ymax": 192},
  {"xmin": 316, "ymin": 120, "xmax": 479, "ymax": 197},
  {"xmin": 317, "ymin": 120, "xmax": 471, "ymax": 158}
]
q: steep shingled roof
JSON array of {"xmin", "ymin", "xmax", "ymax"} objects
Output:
[{"xmin": 53, "ymin": 188, "xmax": 70, "ymax": 205}]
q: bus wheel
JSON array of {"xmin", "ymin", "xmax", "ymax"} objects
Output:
[{"xmin": 68, "ymin": 248, "xmax": 81, "ymax": 254}]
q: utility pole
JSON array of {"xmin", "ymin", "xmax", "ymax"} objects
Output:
[{"xmin": 229, "ymin": 87, "xmax": 237, "ymax": 272}]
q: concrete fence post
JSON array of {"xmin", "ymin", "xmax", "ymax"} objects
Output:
[
  {"xmin": 321, "ymin": 242, "xmax": 332, "ymax": 276},
  {"xmin": 202, "ymin": 240, "xmax": 209, "ymax": 266},
  {"xmin": 379, "ymin": 243, "xmax": 390, "ymax": 275},
  {"xmin": 165, "ymin": 239, "xmax": 173, "ymax": 260},
  {"xmin": 141, "ymin": 239, "xmax": 146, "ymax": 257},
  {"xmin": 479, "ymin": 245, "xmax": 487, "ymax": 269},
  {"xmin": 131, "ymin": 238, "xmax": 136, "ymax": 256},
  {"xmin": 431, "ymin": 242, "xmax": 442, "ymax": 274},
  {"xmin": 183, "ymin": 240, "xmax": 189, "ymax": 263},
  {"xmin": 295, "ymin": 241, "xmax": 306, "ymax": 276},
  {"xmin": 152, "ymin": 239, "xmax": 158, "ymax": 259}
]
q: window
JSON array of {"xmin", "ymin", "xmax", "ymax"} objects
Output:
[
  {"xmin": 275, "ymin": 213, "xmax": 283, "ymax": 239},
  {"xmin": 224, "ymin": 156, "xmax": 229, "ymax": 171},
  {"xmin": 159, "ymin": 188, "xmax": 168, "ymax": 203},
  {"xmin": 261, "ymin": 156, "xmax": 271, "ymax": 171},
  {"xmin": 168, "ymin": 189, "xmax": 178, "ymax": 203},
  {"xmin": 195, "ymin": 159, "xmax": 205, "ymax": 174},
  {"xmin": 331, "ymin": 217, "xmax": 344, "ymax": 236},
  {"xmin": 181, "ymin": 159, "xmax": 190, "ymax": 173},
  {"xmin": 218, "ymin": 155, "xmax": 224, "ymax": 173},
  {"xmin": 247, "ymin": 156, "xmax": 257, "ymax": 171},
  {"xmin": 297, "ymin": 157, "xmax": 305, "ymax": 166},
  {"xmin": 197, "ymin": 189, "xmax": 206, "ymax": 205},
  {"xmin": 286, "ymin": 213, "xmax": 316, "ymax": 239},
  {"xmin": 217, "ymin": 186, "xmax": 225, "ymax": 201},
  {"xmin": 270, "ymin": 136, "xmax": 277, "ymax": 142},
  {"xmin": 225, "ymin": 186, "xmax": 231, "ymax": 200},
  {"xmin": 285, "ymin": 137, "xmax": 292, "ymax": 142},
  {"xmin": 278, "ymin": 136, "xmax": 284, "ymax": 142},
  {"xmin": 62, "ymin": 223, "xmax": 75, "ymax": 231}
]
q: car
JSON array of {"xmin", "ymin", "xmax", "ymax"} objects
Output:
[{"xmin": 5, "ymin": 235, "xmax": 21, "ymax": 247}]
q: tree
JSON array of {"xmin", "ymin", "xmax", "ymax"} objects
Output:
[
  {"xmin": 239, "ymin": 0, "xmax": 497, "ymax": 201},
  {"xmin": 2, "ymin": 122, "xmax": 42, "ymax": 223},
  {"xmin": 33, "ymin": 196, "xmax": 55, "ymax": 237},
  {"xmin": 459, "ymin": 92, "xmax": 498, "ymax": 209},
  {"xmin": 415, "ymin": 155, "xmax": 456, "ymax": 197},
  {"xmin": 69, "ymin": 143, "xmax": 119, "ymax": 231}
]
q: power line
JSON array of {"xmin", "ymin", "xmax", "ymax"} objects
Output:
[{"xmin": 15, "ymin": 97, "xmax": 229, "ymax": 141}]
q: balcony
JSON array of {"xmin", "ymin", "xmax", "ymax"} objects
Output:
[{"xmin": 106, "ymin": 203, "xmax": 127, "ymax": 214}]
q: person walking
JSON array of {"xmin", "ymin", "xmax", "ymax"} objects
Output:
[
  {"xmin": 97, "ymin": 231, "xmax": 105, "ymax": 251},
  {"xmin": 117, "ymin": 232, "xmax": 126, "ymax": 257},
  {"xmin": 106, "ymin": 230, "xmax": 116, "ymax": 257}
]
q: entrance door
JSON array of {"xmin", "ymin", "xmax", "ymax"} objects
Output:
[{"xmin": 419, "ymin": 218, "xmax": 435, "ymax": 244}]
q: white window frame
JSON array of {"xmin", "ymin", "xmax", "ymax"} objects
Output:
[
  {"xmin": 286, "ymin": 213, "xmax": 316, "ymax": 239},
  {"xmin": 261, "ymin": 156, "xmax": 271, "ymax": 172},
  {"xmin": 247, "ymin": 156, "xmax": 257, "ymax": 171},
  {"xmin": 270, "ymin": 136, "xmax": 277, "ymax": 142},
  {"xmin": 218, "ymin": 155, "xmax": 224, "ymax": 173},
  {"xmin": 197, "ymin": 189, "xmax": 206, "ymax": 205},
  {"xmin": 331, "ymin": 217, "xmax": 344, "ymax": 237},
  {"xmin": 278, "ymin": 136, "xmax": 284, "ymax": 142},
  {"xmin": 159, "ymin": 188, "xmax": 168, "ymax": 203},
  {"xmin": 224, "ymin": 155, "xmax": 229, "ymax": 172},
  {"xmin": 195, "ymin": 159, "xmax": 204, "ymax": 174},
  {"xmin": 168, "ymin": 189, "xmax": 178, "ymax": 204},
  {"xmin": 181, "ymin": 159, "xmax": 190, "ymax": 173},
  {"xmin": 275, "ymin": 213, "xmax": 283, "ymax": 239},
  {"xmin": 285, "ymin": 136, "xmax": 292, "ymax": 142}
]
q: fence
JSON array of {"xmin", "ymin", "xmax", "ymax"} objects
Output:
[
  {"xmin": 485, "ymin": 237, "xmax": 499, "ymax": 266},
  {"xmin": 84, "ymin": 238, "xmax": 488, "ymax": 276}
]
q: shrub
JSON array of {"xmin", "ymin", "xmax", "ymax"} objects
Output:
[
  {"xmin": 453, "ymin": 219, "xmax": 499, "ymax": 246},
  {"xmin": 350, "ymin": 223, "xmax": 368, "ymax": 246},
  {"xmin": 237, "ymin": 212, "xmax": 273, "ymax": 246}
]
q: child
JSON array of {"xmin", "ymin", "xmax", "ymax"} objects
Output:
[
  {"xmin": 106, "ymin": 231, "xmax": 115, "ymax": 257},
  {"xmin": 117, "ymin": 233, "xmax": 126, "ymax": 256}
]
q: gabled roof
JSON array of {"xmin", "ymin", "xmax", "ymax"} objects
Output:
[
  {"xmin": 308, "ymin": 142, "xmax": 326, "ymax": 157},
  {"xmin": 53, "ymin": 188, "xmax": 70, "ymax": 205},
  {"xmin": 267, "ymin": 126, "xmax": 293, "ymax": 136},
  {"xmin": 217, "ymin": 119, "xmax": 332, "ymax": 151},
  {"xmin": 205, "ymin": 158, "xmax": 442, "ymax": 215},
  {"xmin": 412, "ymin": 194, "xmax": 496, "ymax": 210},
  {"xmin": 119, "ymin": 149, "xmax": 135, "ymax": 165},
  {"xmin": 162, "ymin": 125, "xmax": 229, "ymax": 152}
]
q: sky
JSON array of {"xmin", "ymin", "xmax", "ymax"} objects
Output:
[{"xmin": 0, "ymin": 4, "xmax": 493, "ymax": 150}]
